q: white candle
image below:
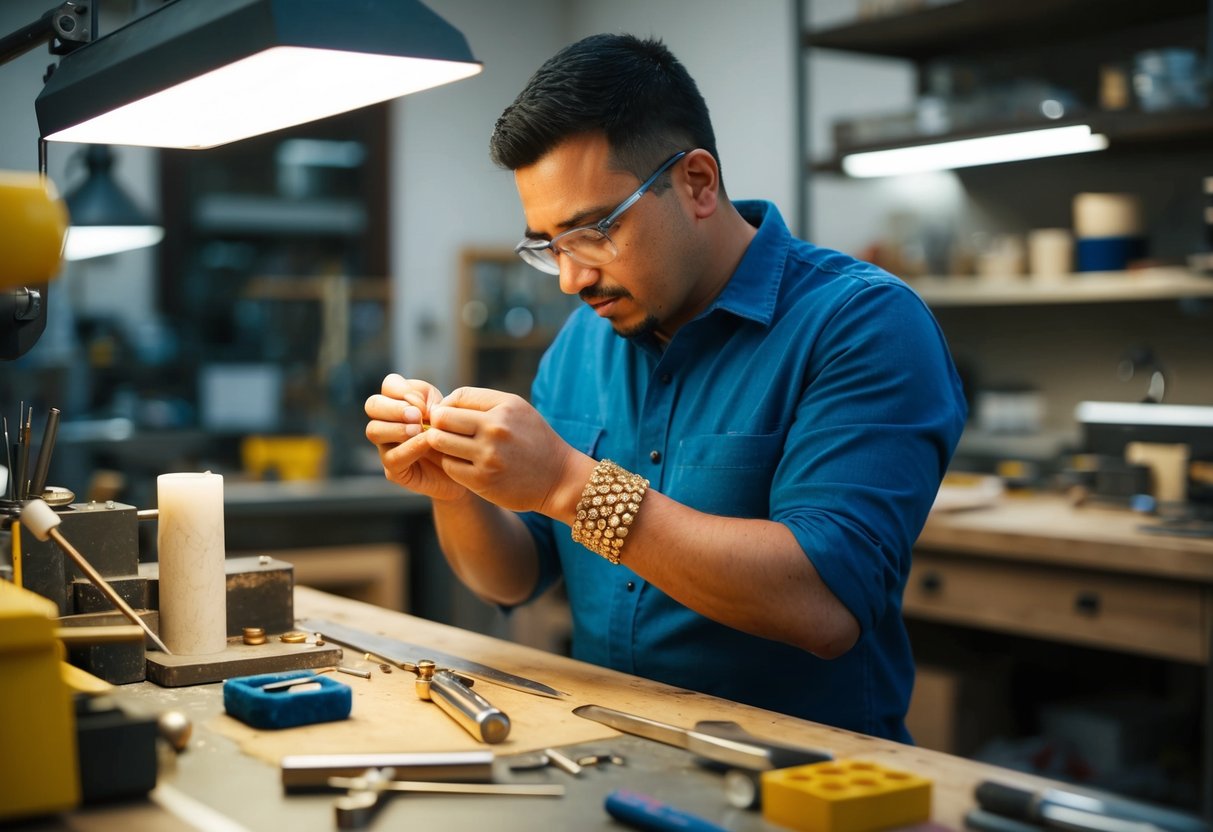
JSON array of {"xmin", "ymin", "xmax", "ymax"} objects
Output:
[{"xmin": 157, "ymin": 471, "xmax": 227, "ymax": 655}]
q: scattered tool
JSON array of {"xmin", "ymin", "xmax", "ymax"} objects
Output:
[
  {"xmin": 572, "ymin": 704, "xmax": 832, "ymax": 772},
  {"xmin": 330, "ymin": 767, "xmax": 564, "ymax": 829},
  {"xmin": 974, "ymin": 780, "xmax": 1208, "ymax": 832},
  {"xmin": 414, "ymin": 658, "xmax": 511, "ymax": 744},
  {"xmin": 223, "ymin": 670, "xmax": 352, "ymax": 730},
  {"xmin": 28, "ymin": 406, "xmax": 59, "ymax": 498},
  {"xmin": 20, "ymin": 497, "xmax": 172, "ymax": 655},
  {"xmin": 298, "ymin": 617, "xmax": 566, "ymax": 699},
  {"xmin": 605, "ymin": 788, "xmax": 730, "ymax": 832},
  {"xmin": 282, "ymin": 751, "xmax": 495, "ymax": 791}
]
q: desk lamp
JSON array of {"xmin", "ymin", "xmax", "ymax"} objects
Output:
[{"xmin": 0, "ymin": 0, "xmax": 482, "ymax": 357}]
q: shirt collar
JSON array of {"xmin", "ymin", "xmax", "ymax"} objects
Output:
[{"xmin": 705, "ymin": 199, "xmax": 790, "ymax": 327}]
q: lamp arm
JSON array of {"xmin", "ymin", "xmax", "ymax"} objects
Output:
[{"xmin": 0, "ymin": 0, "xmax": 93, "ymax": 67}]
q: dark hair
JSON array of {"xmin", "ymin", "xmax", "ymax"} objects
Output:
[{"xmin": 489, "ymin": 33, "xmax": 721, "ymax": 187}]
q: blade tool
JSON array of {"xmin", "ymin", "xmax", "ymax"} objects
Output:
[{"xmin": 299, "ymin": 617, "xmax": 565, "ymax": 698}]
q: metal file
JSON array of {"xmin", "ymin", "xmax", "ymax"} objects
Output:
[{"xmin": 297, "ymin": 618, "xmax": 566, "ymax": 699}]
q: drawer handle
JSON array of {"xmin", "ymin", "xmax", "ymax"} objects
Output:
[
  {"xmin": 1074, "ymin": 591, "xmax": 1101, "ymax": 616},
  {"xmin": 919, "ymin": 571, "xmax": 944, "ymax": 594}
]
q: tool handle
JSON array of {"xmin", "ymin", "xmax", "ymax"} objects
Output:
[
  {"xmin": 976, "ymin": 782, "xmax": 1036, "ymax": 820},
  {"xmin": 423, "ymin": 669, "xmax": 510, "ymax": 744},
  {"xmin": 605, "ymin": 789, "xmax": 729, "ymax": 832}
]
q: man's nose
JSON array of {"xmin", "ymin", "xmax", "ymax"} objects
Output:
[{"xmin": 558, "ymin": 255, "xmax": 599, "ymax": 295}]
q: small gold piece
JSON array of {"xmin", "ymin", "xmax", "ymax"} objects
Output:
[
  {"xmin": 157, "ymin": 710, "xmax": 193, "ymax": 752},
  {"xmin": 571, "ymin": 459, "xmax": 648, "ymax": 564},
  {"xmin": 279, "ymin": 630, "xmax": 308, "ymax": 644},
  {"xmin": 242, "ymin": 626, "xmax": 267, "ymax": 645},
  {"xmin": 379, "ymin": 663, "xmax": 392, "ymax": 674}
]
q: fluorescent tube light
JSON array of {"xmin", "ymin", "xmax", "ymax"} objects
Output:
[
  {"xmin": 841, "ymin": 125, "xmax": 1109, "ymax": 178},
  {"xmin": 36, "ymin": 0, "xmax": 482, "ymax": 150}
]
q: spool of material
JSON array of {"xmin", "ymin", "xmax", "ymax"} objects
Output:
[{"xmin": 157, "ymin": 472, "xmax": 226, "ymax": 655}]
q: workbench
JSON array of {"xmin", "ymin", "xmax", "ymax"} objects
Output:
[
  {"xmin": 907, "ymin": 495, "xmax": 1213, "ymax": 815},
  {"xmin": 31, "ymin": 587, "xmax": 1062, "ymax": 831}
]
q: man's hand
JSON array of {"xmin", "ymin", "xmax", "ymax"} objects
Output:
[
  {"xmin": 365, "ymin": 374, "xmax": 468, "ymax": 501},
  {"xmin": 426, "ymin": 387, "xmax": 587, "ymax": 518}
]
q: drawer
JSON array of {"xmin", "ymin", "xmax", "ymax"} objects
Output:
[{"xmin": 905, "ymin": 552, "xmax": 1209, "ymax": 664}]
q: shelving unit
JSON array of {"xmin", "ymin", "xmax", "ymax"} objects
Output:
[
  {"xmin": 156, "ymin": 104, "xmax": 392, "ymax": 474},
  {"xmin": 802, "ymin": 3, "xmax": 1213, "ymax": 812},
  {"xmin": 456, "ymin": 248, "xmax": 578, "ymax": 398},
  {"xmin": 805, "ymin": 0, "xmax": 1211, "ymax": 173},
  {"xmin": 908, "ymin": 267, "xmax": 1213, "ymax": 307}
]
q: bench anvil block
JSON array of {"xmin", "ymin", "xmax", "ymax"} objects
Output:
[
  {"xmin": 18, "ymin": 502, "xmax": 138, "ymax": 615},
  {"xmin": 761, "ymin": 760, "xmax": 931, "ymax": 832},
  {"xmin": 140, "ymin": 555, "xmax": 294, "ymax": 637}
]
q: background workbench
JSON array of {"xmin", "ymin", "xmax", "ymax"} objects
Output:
[
  {"xmin": 31, "ymin": 587, "xmax": 1060, "ymax": 831},
  {"xmin": 905, "ymin": 496, "xmax": 1213, "ymax": 816}
]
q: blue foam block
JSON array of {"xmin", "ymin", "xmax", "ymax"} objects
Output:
[{"xmin": 223, "ymin": 670, "xmax": 352, "ymax": 729}]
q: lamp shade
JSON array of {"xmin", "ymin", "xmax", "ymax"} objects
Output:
[
  {"xmin": 35, "ymin": 0, "xmax": 482, "ymax": 150},
  {"xmin": 63, "ymin": 145, "xmax": 164, "ymax": 260}
]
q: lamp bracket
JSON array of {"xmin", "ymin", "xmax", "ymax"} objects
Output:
[{"xmin": 0, "ymin": 0, "xmax": 93, "ymax": 67}]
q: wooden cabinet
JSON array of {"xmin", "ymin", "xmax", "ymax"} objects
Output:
[{"xmin": 906, "ymin": 550, "xmax": 1208, "ymax": 663}]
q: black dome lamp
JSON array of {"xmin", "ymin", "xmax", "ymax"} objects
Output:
[{"xmin": 63, "ymin": 144, "xmax": 163, "ymax": 260}]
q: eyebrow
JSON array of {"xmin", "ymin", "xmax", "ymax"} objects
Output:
[{"xmin": 523, "ymin": 201, "xmax": 616, "ymax": 240}]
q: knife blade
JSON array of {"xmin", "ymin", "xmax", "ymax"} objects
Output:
[
  {"xmin": 298, "ymin": 618, "xmax": 566, "ymax": 699},
  {"xmin": 573, "ymin": 704, "xmax": 830, "ymax": 772}
]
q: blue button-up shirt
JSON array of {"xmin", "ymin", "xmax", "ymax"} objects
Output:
[{"xmin": 519, "ymin": 200, "xmax": 966, "ymax": 741}]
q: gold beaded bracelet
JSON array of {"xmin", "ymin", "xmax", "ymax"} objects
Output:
[{"xmin": 571, "ymin": 458, "xmax": 649, "ymax": 564}]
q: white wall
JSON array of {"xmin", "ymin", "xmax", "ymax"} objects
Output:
[{"xmin": 392, "ymin": 0, "xmax": 799, "ymax": 390}]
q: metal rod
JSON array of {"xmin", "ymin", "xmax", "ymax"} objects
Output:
[
  {"xmin": 0, "ymin": 8, "xmax": 55, "ymax": 67},
  {"xmin": 47, "ymin": 525, "xmax": 173, "ymax": 654},
  {"xmin": 29, "ymin": 406, "xmax": 60, "ymax": 497},
  {"xmin": 16, "ymin": 404, "xmax": 30, "ymax": 500},
  {"xmin": 3, "ymin": 418, "xmax": 11, "ymax": 500}
]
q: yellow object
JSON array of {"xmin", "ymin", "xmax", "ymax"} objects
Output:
[
  {"xmin": 0, "ymin": 580, "xmax": 80, "ymax": 820},
  {"xmin": 241, "ymin": 435, "xmax": 328, "ymax": 481},
  {"xmin": 762, "ymin": 759, "xmax": 931, "ymax": 832},
  {"xmin": 0, "ymin": 172, "xmax": 68, "ymax": 288}
]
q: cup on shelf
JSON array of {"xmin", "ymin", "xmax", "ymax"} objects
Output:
[
  {"xmin": 1072, "ymin": 192, "xmax": 1146, "ymax": 272},
  {"xmin": 1027, "ymin": 228, "xmax": 1074, "ymax": 282}
]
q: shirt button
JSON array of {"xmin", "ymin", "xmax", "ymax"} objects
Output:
[
  {"xmin": 660, "ymin": 372, "xmax": 672, "ymax": 384},
  {"xmin": 649, "ymin": 450, "xmax": 661, "ymax": 463},
  {"xmin": 626, "ymin": 581, "xmax": 635, "ymax": 592}
]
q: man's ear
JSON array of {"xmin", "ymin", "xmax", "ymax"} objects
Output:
[{"xmin": 681, "ymin": 149, "xmax": 719, "ymax": 219}]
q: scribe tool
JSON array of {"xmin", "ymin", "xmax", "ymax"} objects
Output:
[{"xmin": 329, "ymin": 767, "xmax": 564, "ymax": 829}]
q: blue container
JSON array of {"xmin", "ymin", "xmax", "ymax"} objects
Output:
[{"xmin": 1076, "ymin": 236, "xmax": 1147, "ymax": 272}]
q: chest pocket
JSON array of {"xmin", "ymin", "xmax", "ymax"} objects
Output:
[
  {"xmin": 546, "ymin": 417, "xmax": 604, "ymax": 457},
  {"xmin": 669, "ymin": 432, "xmax": 784, "ymax": 518}
]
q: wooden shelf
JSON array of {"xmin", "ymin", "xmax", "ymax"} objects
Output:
[
  {"xmin": 907, "ymin": 267, "xmax": 1213, "ymax": 307},
  {"xmin": 804, "ymin": 0, "xmax": 1205, "ymax": 60}
]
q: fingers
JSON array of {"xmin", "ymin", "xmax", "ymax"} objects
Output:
[
  {"xmin": 438, "ymin": 386, "xmax": 514, "ymax": 413},
  {"xmin": 379, "ymin": 374, "xmax": 442, "ymax": 411}
]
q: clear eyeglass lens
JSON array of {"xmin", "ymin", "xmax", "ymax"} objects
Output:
[
  {"xmin": 560, "ymin": 228, "xmax": 616, "ymax": 266},
  {"xmin": 518, "ymin": 246, "xmax": 560, "ymax": 275}
]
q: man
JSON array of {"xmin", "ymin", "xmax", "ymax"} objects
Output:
[{"xmin": 365, "ymin": 34, "xmax": 966, "ymax": 742}]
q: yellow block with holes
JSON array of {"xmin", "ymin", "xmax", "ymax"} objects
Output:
[
  {"xmin": 761, "ymin": 759, "xmax": 931, "ymax": 832},
  {"xmin": 0, "ymin": 580, "xmax": 80, "ymax": 820}
]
